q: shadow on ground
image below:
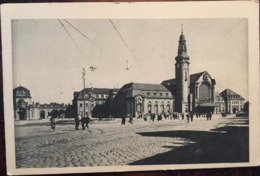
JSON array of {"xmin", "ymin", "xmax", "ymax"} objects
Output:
[{"xmin": 130, "ymin": 118, "xmax": 249, "ymax": 165}]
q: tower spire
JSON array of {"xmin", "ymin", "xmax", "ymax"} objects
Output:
[{"xmin": 181, "ymin": 23, "xmax": 183, "ymax": 34}]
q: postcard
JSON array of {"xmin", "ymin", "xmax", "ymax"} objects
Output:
[{"xmin": 1, "ymin": 1, "xmax": 259, "ymax": 175}]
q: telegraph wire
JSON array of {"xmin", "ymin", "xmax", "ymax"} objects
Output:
[
  {"xmin": 109, "ymin": 19, "xmax": 140, "ymax": 66},
  {"xmin": 64, "ymin": 19, "xmax": 106, "ymax": 54},
  {"xmin": 58, "ymin": 19, "xmax": 83, "ymax": 55}
]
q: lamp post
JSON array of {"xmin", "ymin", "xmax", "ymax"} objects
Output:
[{"xmin": 82, "ymin": 68, "xmax": 86, "ymax": 118}]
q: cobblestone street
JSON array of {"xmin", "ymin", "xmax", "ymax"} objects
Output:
[{"xmin": 15, "ymin": 115, "xmax": 249, "ymax": 168}]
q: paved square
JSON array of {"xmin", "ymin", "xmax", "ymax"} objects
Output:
[{"xmin": 15, "ymin": 115, "xmax": 249, "ymax": 168}]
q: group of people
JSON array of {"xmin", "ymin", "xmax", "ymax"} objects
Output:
[
  {"xmin": 137, "ymin": 110, "xmax": 214, "ymax": 123},
  {"xmin": 75, "ymin": 113, "xmax": 90, "ymax": 130}
]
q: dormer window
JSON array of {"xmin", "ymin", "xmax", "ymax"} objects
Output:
[{"xmin": 160, "ymin": 93, "xmax": 163, "ymax": 96}]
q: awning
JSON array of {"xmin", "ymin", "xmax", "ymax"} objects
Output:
[{"xmin": 199, "ymin": 103, "xmax": 216, "ymax": 107}]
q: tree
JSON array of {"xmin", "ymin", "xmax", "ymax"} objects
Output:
[{"xmin": 243, "ymin": 101, "xmax": 249, "ymax": 115}]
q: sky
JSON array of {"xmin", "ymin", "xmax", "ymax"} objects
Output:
[{"xmin": 12, "ymin": 19, "xmax": 248, "ymax": 104}]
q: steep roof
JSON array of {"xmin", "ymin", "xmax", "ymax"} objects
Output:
[
  {"xmin": 161, "ymin": 71, "xmax": 205, "ymax": 85},
  {"xmin": 13, "ymin": 86, "xmax": 31, "ymax": 97},
  {"xmin": 220, "ymin": 89, "xmax": 244, "ymax": 100},
  {"xmin": 13, "ymin": 86, "xmax": 30, "ymax": 93}
]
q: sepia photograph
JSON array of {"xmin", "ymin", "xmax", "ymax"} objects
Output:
[{"xmin": 1, "ymin": 2, "xmax": 259, "ymax": 175}]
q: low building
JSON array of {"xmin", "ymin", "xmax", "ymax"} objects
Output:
[
  {"xmin": 214, "ymin": 92, "xmax": 226, "ymax": 114},
  {"xmin": 13, "ymin": 86, "xmax": 32, "ymax": 120},
  {"xmin": 220, "ymin": 89, "xmax": 245, "ymax": 114},
  {"xmin": 13, "ymin": 86, "xmax": 68, "ymax": 120},
  {"xmin": 72, "ymin": 88, "xmax": 112, "ymax": 118},
  {"xmin": 110, "ymin": 82, "xmax": 175, "ymax": 118},
  {"xmin": 29, "ymin": 102, "xmax": 68, "ymax": 119}
]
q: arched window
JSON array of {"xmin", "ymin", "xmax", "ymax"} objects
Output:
[
  {"xmin": 147, "ymin": 101, "xmax": 152, "ymax": 113},
  {"xmin": 199, "ymin": 83, "xmax": 211, "ymax": 100},
  {"xmin": 147, "ymin": 92, "xmax": 150, "ymax": 96}
]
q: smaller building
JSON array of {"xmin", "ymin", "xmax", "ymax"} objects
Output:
[
  {"xmin": 110, "ymin": 82, "xmax": 175, "ymax": 118},
  {"xmin": 72, "ymin": 88, "xmax": 112, "ymax": 118},
  {"xmin": 13, "ymin": 86, "xmax": 32, "ymax": 120},
  {"xmin": 29, "ymin": 102, "xmax": 68, "ymax": 119},
  {"xmin": 13, "ymin": 86, "xmax": 68, "ymax": 120},
  {"xmin": 214, "ymin": 92, "xmax": 226, "ymax": 114},
  {"xmin": 220, "ymin": 89, "xmax": 245, "ymax": 114}
]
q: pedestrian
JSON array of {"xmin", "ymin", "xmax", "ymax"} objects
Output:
[
  {"xmin": 122, "ymin": 116, "xmax": 126, "ymax": 125},
  {"xmin": 85, "ymin": 115, "xmax": 90, "ymax": 128},
  {"xmin": 209, "ymin": 112, "xmax": 212, "ymax": 120},
  {"xmin": 129, "ymin": 115, "xmax": 133, "ymax": 124},
  {"xmin": 75, "ymin": 113, "xmax": 81, "ymax": 130},
  {"xmin": 182, "ymin": 113, "xmax": 184, "ymax": 120},
  {"xmin": 186, "ymin": 112, "xmax": 190, "ymax": 123},
  {"xmin": 151, "ymin": 113, "xmax": 155, "ymax": 122},
  {"xmin": 206, "ymin": 111, "xmax": 210, "ymax": 120},
  {"xmin": 50, "ymin": 115, "xmax": 56, "ymax": 132},
  {"xmin": 190, "ymin": 112, "xmax": 194, "ymax": 122},
  {"xmin": 81, "ymin": 115, "xmax": 86, "ymax": 130}
]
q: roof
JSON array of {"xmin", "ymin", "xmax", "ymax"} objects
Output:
[
  {"xmin": 13, "ymin": 86, "xmax": 30, "ymax": 92},
  {"xmin": 13, "ymin": 86, "xmax": 31, "ymax": 97},
  {"xmin": 121, "ymin": 82, "xmax": 171, "ymax": 92},
  {"xmin": 220, "ymin": 89, "xmax": 244, "ymax": 100},
  {"xmin": 161, "ymin": 71, "xmax": 205, "ymax": 85},
  {"xmin": 117, "ymin": 82, "xmax": 174, "ymax": 99},
  {"xmin": 73, "ymin": 88, "xmax": 115, "ymax": 100}
]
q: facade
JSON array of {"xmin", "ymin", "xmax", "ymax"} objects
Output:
[
  {"xmin": 72, "ymin": 88, "xmax": 112, "ymax": 118},
  {"xmin": 13, "ymin": 86, "xmax": 32, "ymax": 120},
  {"xmin": 220, "ymin": 89, "xmax": 245, "ymax": 114},
  {"xmin": 28, "ymin": 102, "xmax": 68, "ymax": 119},
  {"xmin": 214, "ymin": 93, "xmax": 226, "ymax": 114},
  {"xmin": 110, "ymin": 83, "xmax": 174, "ymax": 118},
  {"xmin": 13, "ymin": 86, "xmax": 68, "ymax": 120},
  {"xmin": 162, "ymin": 31, "xmax": 216, "ymax": 113}
]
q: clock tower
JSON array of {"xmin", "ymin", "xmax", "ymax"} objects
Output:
[{"xmin": 175, "ymin": 26, "xmax": 190, "ymax": 113}]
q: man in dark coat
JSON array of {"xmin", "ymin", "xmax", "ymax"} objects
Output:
[
  {"xmin": 75, "ymin": 113, "xmax": 81, "ymax": 130},
  {"xmin": 85, "ymin": 115, "xmax": 90, "ymax": 128}
]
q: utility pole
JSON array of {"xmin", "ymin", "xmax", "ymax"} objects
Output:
[{"xmin": 82, "ymin": 68, "xmax": 86, "ymax": 118}]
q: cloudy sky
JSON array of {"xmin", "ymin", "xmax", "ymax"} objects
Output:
[{"xmin": 12, "ymin": 18, "xmax": 248, "ymax": 104}]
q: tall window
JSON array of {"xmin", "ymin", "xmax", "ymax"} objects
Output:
[
  {"xmin": 199, "ymin": 83, "xmax": 211, "ymax": 100},
  {"xmin": 185, "ymin": 71, "xmax": 187, "ymax": 81}
]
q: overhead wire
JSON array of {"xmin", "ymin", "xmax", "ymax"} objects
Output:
[
  {"xmin": 57, "ymin": 19, "xmax": 83, "ymax": 55},
  {"xmin": 64, "ymin": 19, "xmax": 106, "ymax": 55},
  {"xmin": 109, "ymin": 19, "xmax": 141, "ymax": 67}
]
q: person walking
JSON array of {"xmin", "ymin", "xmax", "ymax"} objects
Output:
[
  {"xmin": 190, "ymin": 112, "xmax": 194, "ymax": 122},
  {"xmin": 209, "ymin": 111, "xmax": 212, "ymax": 120},
  {"xmin": 206, "ymin": 111, "xmax": 210, "ymax": 120},
  {"xmin": 81, "ymin": 115, "xmax": 86, "ymax": 130},
  {"xmin": 50, "ymin": 115, "xmax": 56, "ymax": 132},
  {"xmin": 85, "ymin": 115, "xmax": 90, "ymax": 128},
  {"xmin": 186, "ymin": 112, "xmax": 190, "ymax": 123},
  {"xmin": 75, "ymin": 113, "xmax": 81, "ymax": 130},
  {"xmin": 122, "ymin": 116, "xmax": 126, "ymax": 125}
]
